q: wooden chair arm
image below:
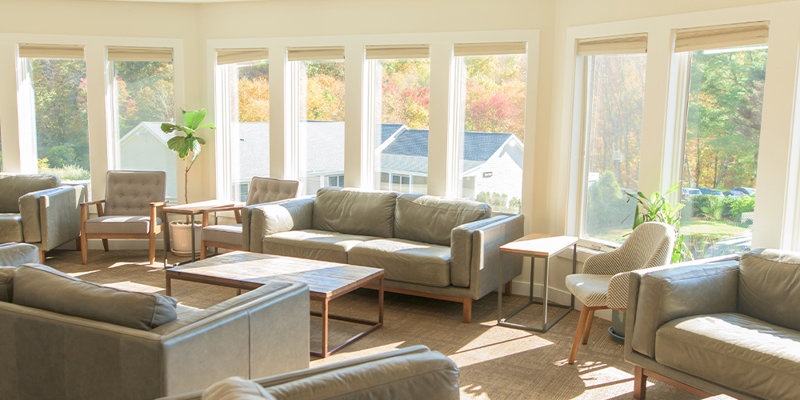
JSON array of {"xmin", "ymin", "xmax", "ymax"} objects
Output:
[
  {"xmin": 150, "ymin": 201, "xmax": 167, "ymax": 207},
  {"xmin": 80, "ymin": 199, "xmax": 106, "ymax": 207}
]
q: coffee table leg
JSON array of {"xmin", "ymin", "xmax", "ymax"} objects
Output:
[
  {"xmin": 321, "ymin": 298, "xmax": 329, "ymax": 357},
  {"xmin": 166, "ymin": 275, "xmax": 172, "ymax": 296},
  {"xmin": 379, "ymin": 275, "xmax": 384, "ymax": 324}
]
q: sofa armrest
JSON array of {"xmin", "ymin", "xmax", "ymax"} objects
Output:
[
  {"xmin": 625, "ymin": 257, "xmax": 740, "ymax": 359},
  {"xmin": 451, "ymin": 213, "xmax": 524, "ymax": 299},
  {"xmin": 19, "ymin": 185, "xmax": 85, "ymax": 250},
  {"xmin": 0, "ymin": 242, "xmax": 39, "ymax": 266},
  {"xmin": 242, "ymin": 197, "xmax": 314, "ymax": 252}
]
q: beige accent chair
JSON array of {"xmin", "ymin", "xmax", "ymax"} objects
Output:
[
  {"xmin": 626, "ymin": 249, "xmax": 800, "ymax": 400},
  {"xmin": 241, "ymin": 187, "xmax": 524, "ymax": 322},
  {"xmin": 0, "ymin": 174, "xmax": 86, "ymax": 262},
  {"xmin": 159, "ymin": 345, "xmax": 459, "ymax": 400},
  {"xmin": 565, "ymin": 221, "xmax": 674, "ymax": 364},
  {"xmin": 81, "ymin": 170, "xmax": 167, "ymax": 265},
  {"xmin": 200, "ymin": 177, "xmax": 298, "ymax": 259},
  {"xmin": 0, "ymin": 265, "xmax": 310, "ymax": 399}
]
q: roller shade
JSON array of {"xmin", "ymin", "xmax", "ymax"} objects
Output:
[
  {"xmin": 107, "ymin": 46, "xmax": 173, "ymax": 62},
  {"xmin": 287, "ymin": 47, "xmax": 344, "ymax": 61},
  {"xmin": 217, "ymin": 48, "xmax": 269, "ymax": 65},
  {"xmin": 365, "ymin": 45, "xmax": 429, "ymax": 60},
  {"xmin": 674, "ymin": 22, "xmax": 769, "ymax": 53},
  {"xmin": 19, "ymin": 44, "xmax": 84, "ymax": 59},
  {"xmin": 576, "ymin": 34, "xmax": 648, "ymax": 56},
  {"xmin": 454, "ymin": 42, "xmax": 527, "ymax": 57}
]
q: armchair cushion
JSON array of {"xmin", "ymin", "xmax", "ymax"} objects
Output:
[
  {"xmin": 104, "ymin": 170, "xmax": 166, "ymax": 216},
  {"xmin": 203, "ymin": 224, "xmax": 242, "ymax": 247},
  {"xmin": 0, "ymin": 214, "xmax": 23, "ymax": 243},
  {"xmin": 85, "ymin": 215, "xmax": 162, "ymax": 234},
  {"xmin": 12, "ymin": 264, "xmax": 177, "ymax": 330},
  {"xmin": 738, "ymin": 249, "xmax": 800, "ymax": 331},
  {"xmin": 0, "ymin": 174, "xmax": 60, "ymax": 213},
  {"xmin": 655, "ymin": 312, "xmax": 800, "ymax": 400},
  {"xmin": 565, "ymin": 274, "xmax": 611, "ymax": 307},
  {"xmin": 394, "ymin": 194, "xmax": 491, "ymax": 246},
  {"xmin": 203, "ymin": 377, "xmax": 275, "ymax": 400},
  {"xmin": 263, "ymin": 229, "xmax": 376, "ymax": 264},
  {"xmin": 0, "ymin": 243, "xmax": 39, "ymax": 267},
  {"xmin": 312, "ymin": 188, "xmax": 397, "ymax": 238},
  {"xmin": 246, "ymin": 177, "xmax": 299, "ymax": 206},
  {"xmin": 349, "ymin": 238, "xmax": 451, "ymax": 287}
]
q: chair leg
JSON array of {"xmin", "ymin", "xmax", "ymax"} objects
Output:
[
  {"xmin": 81, "ymin": 234, "xmax": 88, "ymax": 265},
  {"xmin": 76, "ymin": 237, "xmax": 81, "ymax": 251},
  {"xmin": 148, "ymin": 234, "xmax": 156, "ymax": 265},
  {"xmin": 504, "ymin": 281, "xmax": 513, "ymax": 295},
  {"xmin": 200, "ymin": 241, "xmax": 207, "ymax": 259},
  {"xmin": 568, "ymin": 307, "xmax": 590, "ymax": 364},
  {"xmin": 102, "ymin": 239, "xmax": 109, "ymax": 252},
  {"xmin": 633, "ymin": 366, "xmax": 647, "ymax": 399},
  {"xmin": 462, "ymin": 298, "xmax": 472, "ymax": 323},
  {"xmin": 582, "ymin": 309, "xmax": 595, "ymax": 345}
]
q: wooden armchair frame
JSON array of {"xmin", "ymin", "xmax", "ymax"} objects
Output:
[{"xmin": 80, "ymin": 200, "xmax": 166, "ymax": 265}]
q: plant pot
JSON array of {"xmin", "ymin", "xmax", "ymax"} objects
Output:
[{"xmin": 170, "ymin": 221, "xmax": 202, "ymax": 256}]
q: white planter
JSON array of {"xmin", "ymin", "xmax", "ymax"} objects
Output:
[{"xmin": 170, "ymin": 221, "xmax": 202, "ymax": 256}]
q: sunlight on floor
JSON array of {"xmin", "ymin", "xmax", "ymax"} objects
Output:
[
  {"xmin": 102, "ymin": 281, "xmax": 164, "ymax": 293},
  {"xmin": 450, "ymin": 327, "xmax": 553, "ymax": 367}
]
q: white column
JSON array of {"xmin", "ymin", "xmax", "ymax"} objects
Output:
[
  {"xmin": 268, "ymin": 47, "xmax": 287, "ymax": 179},
  {"xmin": 0, "ymin": 41, "xmax": 22, "ymax": 172},
  {"xmin": 85, "ymin": 44, "xmax": 111, "ymax": 200},
  {"xmin": 427, "ymin": 43, "xmax": 455, "ymax": 196},
  {"xmin": 343, "ymin": 45, "xmax": 365, "ymax": 188}
]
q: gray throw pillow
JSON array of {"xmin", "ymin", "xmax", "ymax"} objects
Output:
[{"xmin": 13, "ymin": 264, "xmax": 177, "ymax": 330}]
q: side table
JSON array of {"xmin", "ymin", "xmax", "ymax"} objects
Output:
[
  {"xmin": 162, "ymin": 200, "xmax": 243, "ymax": 268},
  {"xmin": 497, "ymin": 233, "xmax": 578, "ymax": 332}
]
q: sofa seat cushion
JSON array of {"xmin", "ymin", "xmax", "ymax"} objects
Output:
[
  {"xmin": 204, "ymin": 223, "xmax": 243, "ymax": 247},
  {"xmin": 565, "ymin": 273, "xmax": 611, "ymax": 307},
  {"xmin": 85, "ymin": 215, "xmax": 162, "ymax": 235},
  {"xmin": 349, "ymin": 239, "xmax": 451, "ymax": 287},
  {"xmin": 0, "ymin": 213, "xmax": 23, "ymax": 243},
  {"xmin": 263, "ymin": 229, "xmax": 376, "ymax": 264},
  {"xmin": 12, "ymin": 264, "xmax": 177, "ymax": 330},
  {"xmin": 655, "ymin": 312, "xmax": 800, "ymax": 400},
  {"xmin": 394, "ymin": 194, "xmax": 491, "ymax": 246}
]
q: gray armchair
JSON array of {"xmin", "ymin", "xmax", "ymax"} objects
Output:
[
  {"xmin": 200, "ymin": 177, "xmax": 298, "ymax": 259},
  {"xmin": 564, "ymin": 221, "xmax": 674, "ymax": 364},
  {"xmin": 0, "ymin": 173, "xmax": 86, "ymax": 262},
  {"xmin": 80, "ymin": 170, "xmax": 166, "ymax": 264},
  {"xmin": 159, "ymin": 345, "xmax": 459, "ymax": 400}
]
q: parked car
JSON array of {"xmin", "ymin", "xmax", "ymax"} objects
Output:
[
  {"xmin": 699, "ymin": 188, "xmax": 724, "ymax": 196},
  {"xmin": 724, "ymin": 190, "xmax": 747, "ymax": 197},
  {"xmin": 732, "ymin": 187, "xmax": 756, "ymax": 196},
  {"xmin": 682, "ymin": 187, "xmax": 702, "ymax": 199}
]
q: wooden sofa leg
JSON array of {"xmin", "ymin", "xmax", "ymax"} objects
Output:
[
  {"xmin": 39, "ymin": 250, "xmax": 45, "ymax": 263},
  {"xmin": 504, "ymin": 281, "xmax": 513, "ymax": 295},
  {"xmin": 76, "ymin": 237, "xmax": 81, "ymax": 251},
  {"xmin": 102, "ymin": 239, "xmax": 109, "ymax": 252},
  {"xmin": 633, "ymin": 366, "xmax": 647, "ymax": 399},
  {"xmin": 462, "ymin": 298, "xmax": 472, "ymax": 323}
]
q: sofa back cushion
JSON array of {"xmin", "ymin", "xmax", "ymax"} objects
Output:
[
  {"xmin": 394, "ymin": 194, "xmax": 491, "ymax": 246},
  {"xmin": 312, "ymin": 188, "xmax": 397, "ymax": 238},
  {"xmin": 13, "ymin": 264, "xmax": 177, "ymax": 330},
  {"xmin": 0, "ymin": 174, "xmax": 60, "ymax": 213},
  {"xmin": 739, "ymin": 249, "xmax": 800, "ymax": 331},
  {"xmin": 246, "ymin": 177, "xmax": 299, "ymax": 206}
]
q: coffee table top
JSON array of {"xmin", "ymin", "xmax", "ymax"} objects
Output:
[
  {"xmin": 500, "ymin": 233, "xmax": 578, "ymax": 257},
  {"xmin": 166, "ymin": 251, "xmax": 383, "ymax": 299}
]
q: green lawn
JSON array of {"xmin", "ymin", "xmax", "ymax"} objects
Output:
[{"xmin": 681, "ymin": 218, "xmax": 748, "ymax": 236}]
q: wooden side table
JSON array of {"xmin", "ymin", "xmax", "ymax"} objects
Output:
[
  {"xmin": 162, "ymin": 200, "xmax": 243, "ymax": 268},
  {"xmin": 497, "ymin": 233, "xmax": 578, "ymax": 332}
]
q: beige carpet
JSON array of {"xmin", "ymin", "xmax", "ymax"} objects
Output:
[{"xmin": 45, "ymin": 249, "xmax": 695, "ymax": 400}]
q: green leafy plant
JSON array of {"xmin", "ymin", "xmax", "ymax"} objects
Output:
[
  {"xmin": 161, "ymin": 109, "xmax": 216, "ymax": 204},
  {"xmin": 624, "ymin": 183, "xmax": 692, "ymax": 263},
  {"xmin": 699, "ymin": 196, "xmax": 725, "ymax": 221}
]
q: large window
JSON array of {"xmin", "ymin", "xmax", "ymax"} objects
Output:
[
  {"xmin": 455, "ymin": 44, "xmax": 527, "ymax": 212},
  {"xmin": 578, "ymin": 36, "xmax": 648, "ymax": 243},
  {"xmin": 288, "ymin": 48, "xmax": 345, "ymax": 196},
  {"xmin": 20, "ymin": 45, "xmax": 89, "ymax": 182},
  {"xmin": 677, "ymin": 43, "xmax": 767, "ymax": 258},
  {"xmin": 110, "ymin": 47, "xmax": 176, "ymax": 199},
  {"xmin": 217, "ymin": 49, "xmax": 270, "ymax": 202},
  {"xmin": 367, "ymin": 45, "xmax": 430, "ymax": 194}
]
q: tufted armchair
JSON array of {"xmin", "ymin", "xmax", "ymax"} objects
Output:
[
  {"xmin": 200, "ymin": 177, "xmax": 298, "ymax": 258},
  {"xmin": 564, "ymin": 221, "xmax": 675, "ymax": 364},
  {"xmin": 80, "ymin": 171, "xmax": 167, "ymax": 264}
]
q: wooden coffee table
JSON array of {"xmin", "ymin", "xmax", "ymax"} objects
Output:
[{"xmin": 165, "ymin": 251, "xmax": 384, "ymax": 358}]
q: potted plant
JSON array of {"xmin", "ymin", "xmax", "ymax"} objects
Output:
[{"xmin": 161, "ymin": 109, "xmax": 215, "ymax": 255}]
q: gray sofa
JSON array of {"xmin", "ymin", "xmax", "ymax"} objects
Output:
[
  {"xmin": 160, "ymin": 345, "xmax": 459, "ymax": 400},
  {"xmin": 0, "ymin": 265, "xmax": 310, "ymax": 400},
  {"xmin": 0, "ymin": 173, "xmax": 86, "ymax": 261},
  {"xmin": 625, "ymin": 249, "xmax": 800, "ymax": 400},
  {"xmin": 242, "ymin": 187, "xmax": 524, "ymax": 322}
]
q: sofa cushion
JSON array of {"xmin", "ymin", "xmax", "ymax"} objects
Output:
[
  {"xmin": 394, "ymin": 194, "xmax": 491, "ymax": 246},
  {"xmin": 263, "ymin": 229, "xmax": 376, "ymax": 264},
  {"xmin": 203, "ymin": 377, "xmax": 275, "ymax": 400},
  {"xmin": 12, "ymin": 264, "xmax": 177, "ymax": 330},
  {"xmin": 85, "ymin": 215, "xmax": 162, "ymax": 235},
  {"xmin": 312, "ymin": 188, "xmax": 397, "ymax": 238},
  {"xmin": 655, "ymin": 312, "xmax": 800, "ymax": 400},
  {"xmin": 349, "ymin": 239, "xmax": 451, "ymax": 287},
  {"xmin": 0, "ymin": 213, "xmax": 23, "ymax": 243},
  {"xmin": 0, "ymin": 173, "xmax": 60, "ymax": 213},
  {"xmin": 204, "ymin": 224, "xmax": 243, "ymax": 247},
  {"xmin": 0, "ymin": 267, "xmax": 14, "ymax": 302},
  {"xmin": 739, "ymin": 249, "xmax": 800, "ymax": 331}
]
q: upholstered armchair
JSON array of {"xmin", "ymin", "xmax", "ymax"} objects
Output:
[
  {"xmin": 0, "ymin": 173, "xmax": 86, "ymax": 262},
  {"xmin": 200, "ymin": 177, "xmax": 298, "ymax": 258},
  {"xmin": 80, "ymin": 171, "xmax": 167, "ymax": 264},
  {"xmin": 565, "ymin": 221, "xmax": 675, "ymax": 364}
]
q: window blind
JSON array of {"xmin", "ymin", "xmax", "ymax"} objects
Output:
[
  {"xmin": 576, "ymin": 34, "xmax": 648, "ymax": 56},
  {"xmin": 287, "ymin": 47, "xmax": 345, "ymax": 61},
  {"xmin": 107, "ymin": 46, "xmax": 173, "ymax": 62},
  {"xmin": 454, "ymin": 42, "xmax": 527, "ymax": 57},
  {"xmin": 365, "ymin": 45, "xmax": 430, "ymax": 60},
  {"xmin": 217, "ymin": 48, "xmax": 269, "ymax": 65},
  {"xmin": 18, "ymin": 44, "xmax": 84, "ymax": 59},
  {"xmin": 674, "ymin": 22, "xmax": 769, "ymax": 53}
]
